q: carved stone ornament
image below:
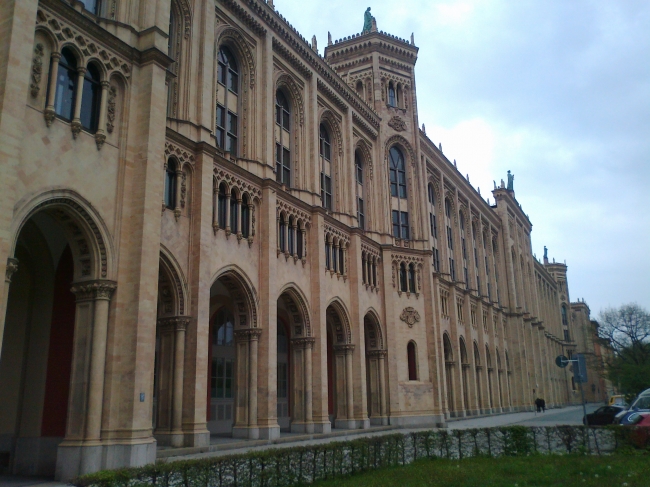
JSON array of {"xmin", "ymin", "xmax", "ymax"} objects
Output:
[
  {"xmin": 30, "ymin": 43, "xmax": 44, "ymax": 98},
  {"xmin": 70, "ymin": 280, "xmax": 117, "ymax": 301},
  {"xmin": 400, "ymin": 307, "xmax": 420, "ymax": 327},
  {"xmin": 106, "ymin": 85, "xmax": 116, "ymax": 133},
  {"xmin": 5, "ymin": 258, "xmax": 19, "ymax": 282},
  {"xmin": 388, "ymin": 116, "xmax": 407, "ymax": 132}
]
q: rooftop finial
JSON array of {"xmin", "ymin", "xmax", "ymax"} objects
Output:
[
  {"xmin": 328, "ymin": 31, "xmax": 332, "ymax": 46},
  {"xmin": 268, "ymin": 0, "xmax": 274, "ymax": 8},
  {"xmin": 311, "ymin": 35, "xmax": 318, "ymax": 52},
  {"xmin": 411, "ymin": 33, "xmax": 415, "ymax": 44},
  {"xmin": 507, "ymin": 170, "xmax": 514, "ymax": 191},
  {"xmin": 421, "ymin": 123, "xmax": 426, "ymax": 134}
]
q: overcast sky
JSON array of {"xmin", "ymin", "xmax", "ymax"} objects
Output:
[{"xmin": 273, "ymin": 0, "xmax": 650, "ymax": 315}]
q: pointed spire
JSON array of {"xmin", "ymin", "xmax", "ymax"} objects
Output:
[
  {"xmin": 421, "ymin": 123, "xmax": 426, "ymax": 134},
  {"xmin": 311, "ymin": 35, "xmax": 318, "ymax": 52},
  {"xmin": 411, "ymin": 33, "xmax": 415, "ymax": 45},
  {"xmin": 328, "ymin": 31, "xmax": 332, "ymax": 46}
]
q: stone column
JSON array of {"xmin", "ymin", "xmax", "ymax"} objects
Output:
[
  {"xmin": 171, "ymin": 317, "xmax": 189, "ymax": 447},
  {"xmin": 70, "ymin": 67, "xmax": 87, "ymax": 138},
  {"xmin": 345, "ymin": 345, "xmax": 355, "ymax": 421},
  {"xmin": 44, "ymin": 52, "xmax": 61, "ymax": 126},
  {"xmin": 94, "ymin": 81, "xmax": 109, "ymax": 149},
  {"xmin": 374, "ymin": 350, "xmax": 388, "ymax": 425},
  {"xmin": 212, "ymin": 185, "xmax": 218, "ymax": 233},
  {"xmin": 224, "ymin": 192, "xmax": 231, "ymax": 236},
  {"xmin": 75, "ymin": 280, "xmax": 117, "ymax": 442},
  {"xmin": 248, "ymin": 328, "xmax": 261, "ymax": 430},
  {"xmin": 0, "ymin": 258, "xmax": 18, "ymax": 360},
  {"xmin": 304, "ymin": 338, "xmax": 314, "ymax": 427}
]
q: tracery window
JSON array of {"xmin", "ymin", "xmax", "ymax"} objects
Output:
[
  {"xmin": 54, "ymin": 48, "xmax": 77, "ymax": 121},
  {"xmin": 229, "ymin": 189, "xmax": 238, "ymax": 233},
  {"xmin": 279, "ymin": 214, "xmax": 286, "ymax": 253},
  {"xmin": 81, "ymin": 0, "xmax": 101, "ymax": 15},
  {"xmin": 428, "ymin": 183, "xmax": 439, "ymax": 271},
  {"xmin": 319, "ymin": 124, "xmax": 333, "ymax": 210},
  {"xmin": 275, "ymin": 91, "xmax": 291, "ymax": 186},
  {"xmin": 389, "ymin": 147, "xmax": 407, "ymax": 199},
  {"xmin": 217, "ymin": 183, "xmax": 227, "ymax": 228},
  {"xmin": 388, "ymin": 81, "xmax": 396, "ymax": 107},
  {"xmin": 460, "ymin": 214, "xmax": 468, "ymax": 288},
  {"xmin": 216, "ymin": 47, "xmax": 239, "ymax": 156},
  {"xmin": 399, "ymin": 263, "xmax": 407, "ymax": 292},
  {"xmin": 241, "ymin": 194, "xmax": 250, "ymax": 238},
  {"xmin": 408, "ymin": 263, "xmax": 416, "ymax": 293}
]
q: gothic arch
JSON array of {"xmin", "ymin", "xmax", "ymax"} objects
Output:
[
  {"xmin": 11, "ymin": 190, "xmax": 114, "ymax": 281},
  {"xmin": 211, "ymin": 265, "xmax": 259, "ymax": 329},
  {"xmin": 276, "ymin": 73, "xmax": 304, "ymax": 126},
  {"xmin": 159, "ymin": 246, "xmax": 188, "ymax": 317},
  {"xmin": 443, "ymin": 332, "xmax": 454, "ymax": 362},
  {"xmin": 277, "ymin": 283, "xmax": 312, "ymax": 337},
  {"xmin": 355, "ymin": 138, "xmax": 373, "ymax": 180},
  {"xmin": 363, "ymin": 308, "xmax": 384, "ymax": 350},
  {"xmin": 320, "ymin": 110, "xmax": 343, "ymax": 158},
  {"xmin": 216, "ymin": 27, "xmax": 256, "ymax": 89},
  {"xmin": 384, "ymin": 134, "xmax": 416, "ymax": 168},
  {"xmin": 326, "ymin": 298, "xmax": 352, "ymax": 344}
]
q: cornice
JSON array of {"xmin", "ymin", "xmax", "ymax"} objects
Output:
[{"xmin": 317, "ymin": 79, "xmax": 347, "ymax": 113}]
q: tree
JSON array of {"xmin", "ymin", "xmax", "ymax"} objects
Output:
[{"xmin": 597, "ymin": 303, "xmax": 650, "ymax": 398}]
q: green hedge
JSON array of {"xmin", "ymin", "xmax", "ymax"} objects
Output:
[{"xmin": 71, "ymin": 425, "xmax": 648, "ymax": 487}]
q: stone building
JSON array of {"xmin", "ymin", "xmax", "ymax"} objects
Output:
[{"xmin": 0, "ymin": 0, "xmax": 605, "ymax": 480}]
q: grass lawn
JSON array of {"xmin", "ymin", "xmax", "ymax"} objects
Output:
[{"xmin": 311, "ymin": 454, "xmax": 650, "ymax": 487}]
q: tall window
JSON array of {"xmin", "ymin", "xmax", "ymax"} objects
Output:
[
  {"xmin": 216, "ymin": 47, "xmax": 239, "ymax": 156},
  {"xmin": 355, "ymin": 151, "xmax": 365, "ymax": 229},
  {"xmin": 445, "ymin": 198, "xmax": 455, "ymax": 280},
  {"xmin": 407, "ymin": 342, "xmax": 418, "ymax": 380},
  {"xmin": 288, "ymin": 216, "xmax": 295, "ymax": 254},
  {"xmin": 54, "ymin": 48, "xmax": 78, "ymax": 121},
  {"xmin": 241, "ymin": 194, "xmax": 250, "ymax": 238},
  {"xmin": 275, "ymin": 91, "xmax": 291, "ymax": 185},
  {"xmin": 80, "ymin": 63, "xmax": 101, "ymax": 133},
  {"xmin": 325, "ymin": 238, "xmax": 331, "ymax": 270},
  {"xmin": 460, "ymin": 214, "xmax": 468, "ymax": 288},
  {"xmin": 561, "ymin": 305, "xmax": 568, "ymax": 326},
  {"xmin": 493, "ymin": 240, "xmax": 500, "ymax": 304},
  {"xmin": 297, "ymin": 222, "xmax": 303, "ymax": 258},
  {"xmin": 279, "ymin": 214, "xmax": 286, "ymax": 252},
  {"xmin": 408, "ymin": 263, "xmax": 416, "ymax": 293},
  {"xmin": 399, "ymin": 263, "xmax": 408, "ymax": 292},
  {"xmin": 392, "ymin": 210, "xmax": 409, "ymax": 240},
  {"xmin": 217, "ymin": 183, "xmax": 227, "ymax": 228},
  {"xmin": 229, "ymin": 189, "xmax": 238, "ymax": 233},
  {"xmin": 388, "ymin": 82, "xmax": 396, "ymax": 107},
  {"xmin": 389, "ymin": 147, "xmax": 407, "ymax": 198},
  {"xmin": 319, "ymin": 124, "xmax": 332, "ymax": 210},
  {"xmin": 428, "ymin": 183, "xmax": 440, "ymax": 271},
  {"xmin": 164, "ymin": 159, "xmax": 177, "ymax": 209}
]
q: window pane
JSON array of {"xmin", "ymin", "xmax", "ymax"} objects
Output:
[
  {"xmin": 55, "ymin": 64, "xmax": 76, "ymax": 120},
  {"xmin": 80, "ymin": 72, "xmax": 100, "ymax": 132},
  {"xmin": 282, "ymin": 110, "xmax": 290, "ymax": 130},
  {"xmin": 229, "ymin": 71, "xmax": 238, "ymax": 93},
  {"xmin": 228, "ymin": 112, "xmax": 237, "ymax": 135}
]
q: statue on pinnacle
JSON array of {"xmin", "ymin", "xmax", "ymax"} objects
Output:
[{"xmin": 362, "ymin": 7, "xmax": 375, "ymax": 34}]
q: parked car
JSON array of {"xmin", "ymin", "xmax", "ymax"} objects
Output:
[
  {"xmin": 609, "ymin": 394, "xmax": 628, "ymax": 408},
  {"xmin": 583, "ymin": 405, "xmax": 626, "ymax": 425},
  {"xmin": 616, "ymin": 388, "xmax": 650, "ymax": 425}
]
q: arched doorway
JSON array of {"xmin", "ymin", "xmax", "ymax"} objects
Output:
[
  {"xmin": 153, "ymin": 251, "xmax": 189, "ymax": 447},
  {"xmin": 325, "ymin": 302, "xmax": 354, "ymax": 429},
  {"xmin": 364, "ymin": 313, "xmax": 388, "ymax": 425},
  {"xmin": 443, "ymin": 333, "xmax": 455, "ymax": 417},
  {"xmin": 0, "ymin": 200, "xmax": 114, "ymax": 477},
  {"xmin": 277, "ymin": 289, "xmax": 313, "ymax": 433},
  {"xmin": 459, "ymin": 338, "xmax": 470, "ymax": 412},
  {"xmin": 207, "ymin": 270, "xmax": 259, "ymax": 439}
]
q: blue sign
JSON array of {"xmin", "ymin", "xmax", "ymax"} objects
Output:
[{"xmin": 573, "ymin": 354, "xmax": 588, "ymax": 384}]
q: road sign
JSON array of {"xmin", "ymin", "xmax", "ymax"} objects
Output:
[
  {"xmin": 573, "ymin": 353, "xmax": 588, "ymax": 383},
  {"xmin": 555, "ymin": 355, "xmax": 569, "ymax": 368}
]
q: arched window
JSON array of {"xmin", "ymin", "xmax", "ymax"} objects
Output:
[
  {"xmin": 388, "ymin": 82, "xmax": 396, "ymax": 107},
  {"xmin": 445, "ymin": 198, "xmax": 455, "ymax": 281},
  {"xmin": 407, "ymin": 341, "xmax": 418, "ymax": 380},
  {"xmin": 396, "ymin": 84, "xmax": 403, "ymax": 108},
  {"xmin": 399, "ymin": 263, "xmax": 407, "ymax": 292},
  {"xmin": 212, "ymin": 308, "xmax": 234, "ymax": 401},
  {"xmin": 275, "ymin": 90, "xmax": 291, "ymax": 186},
  {"xmin": 80, "ymin": 63, "xmax": 101, "ymax": 133},
  {"xmin": 297, "ymin": 222, "xmax": 303, "ymax": 259},
  {"xmin": 288, "ymin": 216, "xmax": 295, "ymax": 254},
  {"xmin": 389, "ymin": 147, "xmax": 407, "ymax": 198},
  {"xmin": 428, "ymin": 182, "xmax": 439, "ymax": 271},
  {"xmin": 325, "ymin": 237, "xmax": 331, "ymax": 269},
  {"xmin": 279, "ymin": 214, "xmax": 286, "ymax": 252},
  {"xmin": 167, "ymin": 2, "xmax": 181, "ymax": 115},
  {"xmin": 428, "ymin": 184, "xmax": 434, "ymax": 205},
  {"xmin": 218, "ymin": 183, "xmax": 227, "ymax": 228},
  {"xmin": 408, "ymin": 263, "xmax": 416, "ymax": 293},
  {"xmin": 460, "ymin": 213, "xmax": 468, "ymax": 288},
  {"xmin": 241, "ymin": 194, "xmax": 250, "ymax": 238},
  {"xmin": 54, "ymin": 47, "xmax": 78, "ymax": 121},
  {"xmin": 216, "ymin": 47, "xmax": 239, "ymax": 156},
  {"xmin": 332, "ymin": 240, "xmax": 338, "ymax": 273},
  {"xmin": 319, "ymin": 124, "xmax": 332, "ymax": 210},
  {"xmin": 355, "ymin": 151, "xmax": 365, "ymax": 230},
  {"xmin": 339, "ymin": 245, "xmax": 345, "ymax": 275},
  {"xmin": 229, "ymin": 189, "xmax": 238, "ymax": 233},
  {"xmin": 164, "ymin": 158, "xmax": 177, "ymax": 209},
  {"xmin": 356, "ymin": 80, "xmax": 364, "ymax": 98},
  {"xmin": 362, "ymin": 252, "xmax": 367, "ymax": 283},
  {"xmin": 372, "ymin": 259, "xmax": 377, "ymax": 286}
]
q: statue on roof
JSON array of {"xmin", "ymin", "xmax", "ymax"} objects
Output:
[
  {"xmin": 544, "ymin": 246, "xmax": 548, "ymax": 260},
  {"xmin": 362, "ymin": 7, "xmax": 375, "ymax": 34},
  {"xmin": 507, "ymin": 170, "xmax": 514, "ymax": 191}
]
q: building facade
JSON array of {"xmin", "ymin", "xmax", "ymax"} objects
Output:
[{"xmin": 0, "ymin": 0, "xmax": 605, "ymax": 480}]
